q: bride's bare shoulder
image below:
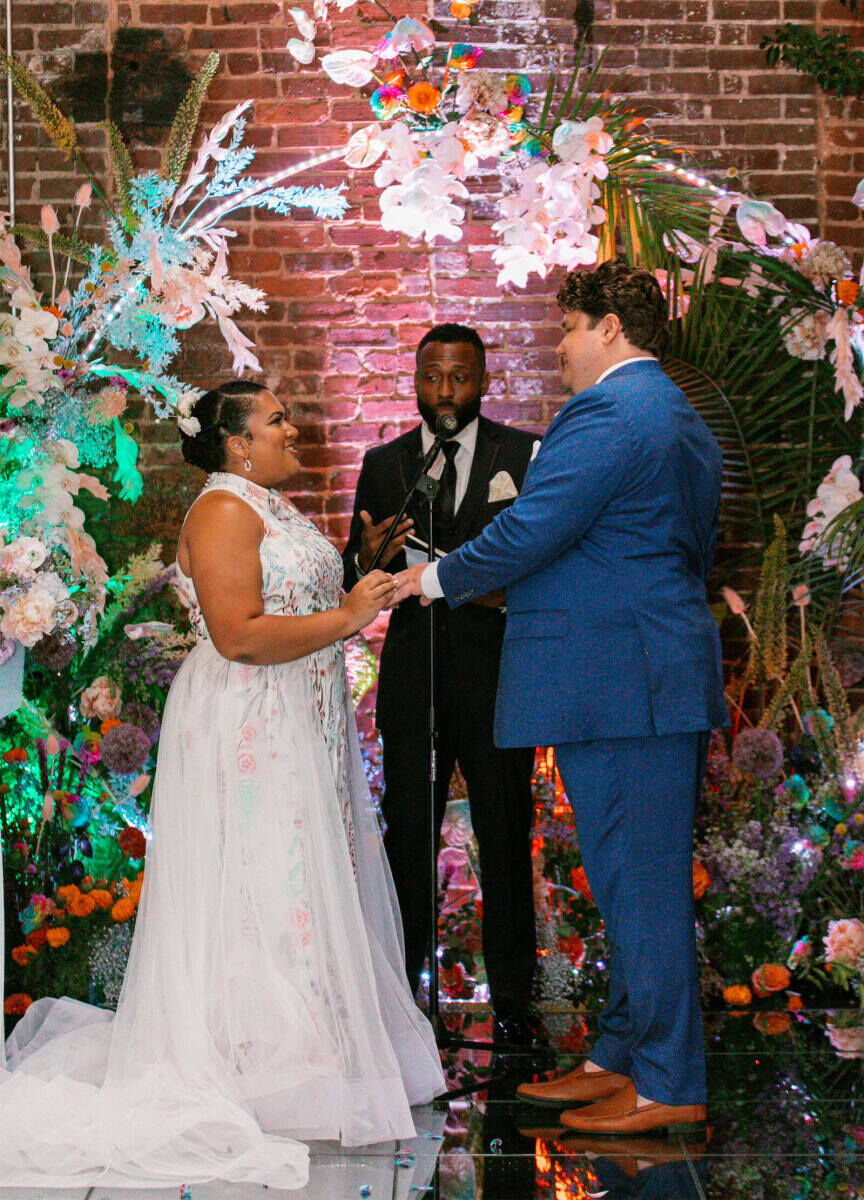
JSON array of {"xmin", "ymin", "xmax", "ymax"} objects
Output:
[{"xmin": 179, "ymin": 491, "xmax": 264, "ymax": 557}]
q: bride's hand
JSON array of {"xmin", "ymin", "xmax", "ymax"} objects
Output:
[{"xmin": 341, "ymin": 570, "xmax": 396, "ymax": 632}]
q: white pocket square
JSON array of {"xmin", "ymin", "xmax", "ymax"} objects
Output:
[{"xmin": 488, "ymin": 470, "xmax": 519, "ymax": 502}]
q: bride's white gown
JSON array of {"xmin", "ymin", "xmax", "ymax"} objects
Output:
[{"xmin": 0, "ymin": 472, "xmax": 444, "ymax": 1188}]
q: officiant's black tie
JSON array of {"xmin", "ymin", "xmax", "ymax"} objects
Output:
[{"xmin": 435, "ymin": 439, "xmax": 459, "ymax": 526}]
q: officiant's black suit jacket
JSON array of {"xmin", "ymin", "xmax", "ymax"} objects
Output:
[{"xmin": 342, "ymin": 415, "xmax": 538, "ymax": 731}]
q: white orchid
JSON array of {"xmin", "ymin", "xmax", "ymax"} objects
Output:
[{"xmin": 379, "ymin": 161, "xmax": 468, "ymax": 243}]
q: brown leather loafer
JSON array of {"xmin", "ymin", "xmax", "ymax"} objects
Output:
[
  {"xmin": 560, "ymin": 1081, "xmax": 707, "ymax": 1136},
  {"xmin": 517, "ymin": 1061, "xmax": 632, "ymax": 1108}
]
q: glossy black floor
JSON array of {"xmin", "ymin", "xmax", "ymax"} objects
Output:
[{"xmin": 4, "ymin": 1007, "xmax": 861, "ymax": 1200}]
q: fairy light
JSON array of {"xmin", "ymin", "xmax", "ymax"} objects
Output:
[
  {"xmin": 634, "ymin": 152, "xmax": 729, "ymax": 199},
  {"xmin": 181, "ymin": 146, "xmax": 348, "ymax": 241}
]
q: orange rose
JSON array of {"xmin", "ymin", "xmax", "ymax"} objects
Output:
[
  {"xmin": 90, "ymin": 889, "xmax": 114, "ymax": 910},
  {"xmin": 407, "ymin": 82, "xmax": 442, "ymax": 115},
  {"xmin": 4, "ymin": 993, "xmax": 33, "ymax": 1015},
  {"xmin": 836, "ymin": 279, "xmax": 860, "ymax": 307},
  {"xmin": 68, "ymin": 893, "xmax": 96, "ymax": 918},
  {"xmin": 692, "ymin": 860, "xmax": 712, "ymax": 900},
  {"xmin": 723, "ymin": 984, "xmax": 752, "ymax": 1007},
  {"xmin": 56, "ymin": 884, "xmax": 81, "ymax": 906},
  {"xmin": 111, "ymin": 898, "xmax": 135, "ymax": 922},
  {"xmin": 786, "ymin": 993, "xmax": 803, "ymax": 1011},
  {"xmin": 46, "ymin": 927, "xmax": 71, "ymax": 948},
  {"xmin": 752, "ymin": 963, "xmax": 791, "ymax": 997},
  {"xmin": 11, "ymin": 945, "xmax": 36, "ymax": 966},
  {"xmin": 753, "ymin": 1011, "xmax": 791, "ymax": 1036}
]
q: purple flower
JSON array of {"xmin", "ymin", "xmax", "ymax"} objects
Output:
[
  {"xmin": 120, "ymin": 701, "xmax": 160, "ymax": 746},
  {"xmin": 732, "ymin": 728, "xmax": 784, "ymax": 779},
  {"xmin": 100, "ymin": 723, "xmax": 151, "ymax": 775}
]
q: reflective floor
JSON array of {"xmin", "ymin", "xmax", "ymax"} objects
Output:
[{"xmin": 2, "ymin": 1007, "xmax": 862, "ymax": 1199}]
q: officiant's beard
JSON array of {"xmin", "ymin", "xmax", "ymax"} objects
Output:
[{"xmin": 417, "ymin": 392, "xmax": 482, "ymax": 435}]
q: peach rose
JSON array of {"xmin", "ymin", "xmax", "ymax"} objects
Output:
[
  {"xmin": 824, "ymin": 918, "xmax": 864, "ymax": 968},
  {"xmin": 0, "ymin": 585, "xmax": 57, "ymax": 647},
  {"xmin": 1, "ymin": 535, "xmax": 48, "ymax": 578},
  {"xmin": 79, "ymin": 675, "xmax": 122, "ymax": 722},
  {"xmin": 827, "ymin": 1019, "xmax": 864, "ymax": 1058}
]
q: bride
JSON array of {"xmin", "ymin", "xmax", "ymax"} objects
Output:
[{"xmin": 0, "ymin": 380, "xmax": 444, "ymax": 1189}]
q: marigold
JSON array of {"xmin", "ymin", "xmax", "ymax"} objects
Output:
[
  {"xmin": 100, "ymin": 717, "xmax": 122, "ymax": 736},
  {"xmin": 752, "ymin": 962, "xmax": 791, "ymax": 997},
  {"xmin": 46, "ymin": 926, "xmax": 71, "ymax": 948},
  {"xmin": 11, "ymin": 945, "xmax": 36, "ymax": 966},
  {"xmin": 127, "ymin": 879, "xmax": 143, "ymax": 905},
  {"xmin": 111, "ymin": 897, "xmax": 135, "ymax": 922},
  {"xmin": 692, "ymin": 860, "xmax": 712, "ymax": 900},
  {"xmin": 407, "ymin": 81, "xmax": 442, "ymax": 115},
  {"xmin": 3, "ymin": 748, "xmax": 28, "ymax": 763},
  {"xmin": 723, "ymin": 984, "xmax": 752, "ymax": 1007},
  {"xmin": 68, "ymin": 893, "xmax": 96, "ymax": 918},
  {"xmin": 4, "ymin": 993, "xmax": 33, "ymax": 1015},
  {"xmin": 836, "ymin": 279, "xmax": 860, "ymax": 306},
  {"xmin": 787, "ymin": 993, "xmax": 803, "ymax": 1011},
  {"xmin": 450, "ymin": 0, "xmax": 473, "ymax": 15},
  {"xmin": 90, "ymin": 888, "xmax": 114, "ymax": 910},
  {"xmin": 56, "ymin": 883, "xmax": 81, "ymax": 906}
]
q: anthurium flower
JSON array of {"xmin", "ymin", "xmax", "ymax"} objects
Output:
[
  {"xmin": 375, "ymin": 17, "xmax": 435, "ymax": 61},
  {"xmin": 407, "ymin": 81, "xmax": 442, "ymax": 115},
  {"xmin": 735, "ymin": 199, "xmax": 787, "ymax": 246},
  {"xmin": 321, "ymin": 48, "xmax": 378, "ymax": 87},
  {"xmin": 344, "ymin": 124, "xmax": 388, "ymax": 168},
  {"xmin": 450, "ymin": 43, "xmax": 482, "ymax": 70},
  {"xmin": 287, "ymin": 38, "xmax": 315, "ymax": 64}
]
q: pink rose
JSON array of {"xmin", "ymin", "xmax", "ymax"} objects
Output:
[
  {"xmin": 1, "ymin": 585, "xmax": 57, "ymax": 647},
  {"xmin": 826, "ymin": 1019, "xmax": 864, "ymax": 1058},
  {"xmin": 1, "ymin": 535, "xmax": 48, "ymax": 578},
  {"xmin": 79, "ymin": 676, "xmax": 122, "ymax": 721},
  {"xmin": 237, "ymin": 751, "xmax": 256, "ymax": 775},
  {"xmin": 824, "ymin": 918, "xmax": 864, "ymax": 968}
]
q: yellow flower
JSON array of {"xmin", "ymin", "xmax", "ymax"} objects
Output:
[
  {"xmin": 46, "ymin": 927, "xmax": 71, "ymax": 948},
  {"xmin": 836, "ymin": 823, "xmax": 848, "ymax": 837},
  {"xmin": 111, "ymin": 898, "xmax": 135, "ymax": 923}
]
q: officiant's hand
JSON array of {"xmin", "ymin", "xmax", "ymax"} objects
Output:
[
  {"xmin": 357, "ymin": 510, "xmax": 413, "ymax": 572},
  {"xmin": 392, "ymin": 562, "xmax": 431, "ymax": 606}
]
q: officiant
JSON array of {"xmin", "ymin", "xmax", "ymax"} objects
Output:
[{"xmin": 342, "ymin": 324, "xmax": 542, "ymax": 1046}]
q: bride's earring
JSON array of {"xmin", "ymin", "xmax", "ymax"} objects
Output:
[{"xmin": 243, "ymin": 458, "xmax": 252, "ymax": 473}]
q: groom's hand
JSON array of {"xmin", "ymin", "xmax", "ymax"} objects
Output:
[
  {"xmin": 393, "ymin": 562, "xmax": 431, "ymax": 606},
  {"xmin": 358, "ymin": 510, "xmax": 413, "ymax": 571}
]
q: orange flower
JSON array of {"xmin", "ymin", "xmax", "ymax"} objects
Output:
[
  {"xmin": 90, "ymin": 889, "xmax": 114, "ymax": 910},
  {"xmin": 127, "ymin": 878, "xmax": 143, "ymax": 905},
  {"xmin": 407, "ymin": 81, "xmax": 442, "ymax": 115},
  {"xmin": 753, "ymin": 1011, "xmax": 791, "ymax": 1036},
  {"xmin": 450, "ymin": 0, "xmax": 473, "ymax": 15},
  {"xmin": 100, "ymin": 717, "xmax": 122, "ymax": 735},
  {"xmin": 836, "ymin": 279, "xmax": 860, "ymax": 306},
  {"xmin": 3, "ymin": 748, "xmax": 28, "ymax": 763},
  {"xmin": 723, "ymin": 984, "xmax": 752, "ymax": 1007},
  {"xmin": 692, "ymin": 860, "xmax": 712, "ymax": 900},
  {"xmin": 786, "ymin": 993, "xmax": 803, "ymax": 1011},
  {"xmin": 56, "ymin": 883, "xmax": 81, "ymax": 906},
  {"xmin": 68, "ymin": 893, "xmax": 97, "ymax": 918},
  {"xmin": 46, "ymin": 927, "xmax": 71, "ymax": 948},
  {"xmin": 11, "ymin": 945, "xmax": 36, "ymax": 966},
  {"xmin": 570, "ymin": 865, "xmax": 594, "ymax": 903},
  {"xmin": 751, "ymin": 963, "xmax": 791, "ymax": 997},
  {"xmin": 4, "ymin": 993, "xmax": 33, "ymax": 1015},
  {"xmin": 111, "ymin": 898, "xmax": 135, "ymax": 922}
]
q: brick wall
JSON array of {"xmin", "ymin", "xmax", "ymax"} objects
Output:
[{"xmin": 1, "ymin": 0, "xmax": 862, "ymax": 546}]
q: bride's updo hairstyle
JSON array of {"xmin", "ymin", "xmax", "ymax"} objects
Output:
[{"xmin": 180, "ymin": 380, "xmax": 270, "ymax": 473}]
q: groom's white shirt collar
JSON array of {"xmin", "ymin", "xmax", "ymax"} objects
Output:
[{"xmin": 594, "ymin": 355, "xmax": 657, "ymax": 386}]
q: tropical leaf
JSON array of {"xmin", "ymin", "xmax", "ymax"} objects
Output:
[{"xmin": 159, "ymin": 52, "xmax": 220, "ymax": 188}]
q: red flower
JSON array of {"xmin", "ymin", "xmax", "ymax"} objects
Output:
[
  {"xmin": 570, "ymin": 866, "xmax": 594, "ymax": 903},
  {"xmin": 25, "ymin": 928, "xmax": 47, "ymax": 949},
  {"xmin": 3, "ymin": 748, "xmax": 28, "ymax": 764},
  {"xmin": 117, "ymin": 827, "xmax": 147, "ymax": 860}
]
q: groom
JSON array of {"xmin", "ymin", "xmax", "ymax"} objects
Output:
[{"xmin": 394, "ymin": 258, "xmax": 728, "ymax": 1135}]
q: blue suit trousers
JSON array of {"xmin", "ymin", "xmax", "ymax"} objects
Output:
[{"xmin": 554, "ymin": 732, "xmax": 709, "ymax": 1107}]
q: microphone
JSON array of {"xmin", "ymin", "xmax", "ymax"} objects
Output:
[{"xmin": 434, "ymin": 412, "xmax": 459, "ymax": 439}]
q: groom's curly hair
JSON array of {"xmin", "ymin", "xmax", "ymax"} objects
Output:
[{"xmin": 557, "ymin": 258, "xmax": 669, "ymax": 359}]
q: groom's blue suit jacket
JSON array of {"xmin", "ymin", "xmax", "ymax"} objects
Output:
[{"xmin": 437, "ymin": 360, "xmax": 730, "ymax": 747}]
